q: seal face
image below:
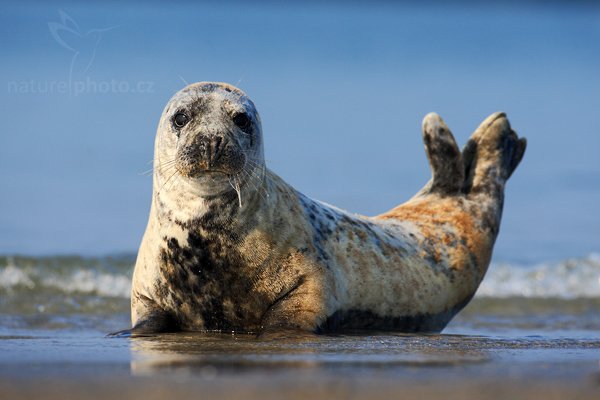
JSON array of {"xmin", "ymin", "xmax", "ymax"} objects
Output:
[
  {"xmin": 153, "ymin": 82, "xmax": 263, "ymax": 202},
  {"xmin": 110, "ymin": 82, "xmax": 526, "ymax": 337}
]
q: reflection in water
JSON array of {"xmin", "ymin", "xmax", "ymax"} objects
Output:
[
  {"xmin": 129, "ymin": 332, "xmax": 491, "ymax": 376},
  {"xmin": 129, "ymin": 331, "xmax": 600, "ymax": 379}
]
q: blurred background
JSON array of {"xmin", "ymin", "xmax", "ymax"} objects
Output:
[{"xmin": 1, "ymin": 0, "xmax": 599, "ymax": 264}]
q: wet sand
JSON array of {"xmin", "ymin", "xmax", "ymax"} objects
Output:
[
  {"xmin": 1, "ymin": 331, "xmax": 599, "ymax": 400},
  {"xmin": 2, "ymin": 375, "xmax": 599, "ymax": 400}
]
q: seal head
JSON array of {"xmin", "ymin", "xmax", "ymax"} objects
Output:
[{"xmin": 154, "ymin": 82, "xmax": 264, "ymax": 198}]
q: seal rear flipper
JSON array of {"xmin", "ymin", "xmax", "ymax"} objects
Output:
[
  {"xmin": 462, "ymin": 112, "xmax": 527, "ymax": 196},
  {"xmin": 417, "ymin": 113, "xmax": 464, "ymax": 196}
]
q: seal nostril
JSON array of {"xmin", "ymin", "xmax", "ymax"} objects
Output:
[
  {"xmin": 207, "ymin": 141, "xmax": 212, "ymax": 167},
  {"xmin": 211, "ymin": 137, "xmax": 223, "ymax": 164},
  {"xmin": 213, "ymin": 137, "xmax": 222, "ymax": 157}
]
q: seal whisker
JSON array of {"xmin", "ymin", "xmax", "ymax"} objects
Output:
[
  {"xmin": 236, "ymin": 169, "xmax": 258, "ymax": 203},
  {"xmin": 242, "ymin": 158, "xmax": 263, "ymax": 168},
  {"xmin": 148, "ymin": 162, "xmax": 178, "ymax": 178},
  {"xmin": 139, "ymin": 167, "xmax": 155, "ymax": 176},
  {"xmin": 246, "ymin": 166, "xmax": 267, "ymax": 194},
  {"xmin": 240, "ymin": 157, "xmax": 266, "ymax": 176},
  {"xmin": 154, "ymin": 156, "xmax": 178, "ymax": 171},
  {"xmin": 140, "ymin": 157, "xmax": 179, "ymax": 176},
  {"xmin": 166, "ymin": 170, "xmax": 182, "ymax": 193},
  {"xmin": 157, "ymin": 168, "xmax": 179, "ymax": 196},
  {"xmin": 238, "ymin": 163, "xmax": 268, "ymax": 202},
  {"xmin": 228, "ymin": 175, "xmax": 243, "ymax": 208},
  {"xmin": 240, "ymin": 149, "xmax": 269, "ymax": 164},
  {"xmin": 141, "ymin": 162, "xmax": 176, "ymax": 176},
  {"xmin": 242, "ymin": 173, "xmax": 266, "ymax": 204},
  {"xmin": 157, "ymin": 161, "xmax": 178, "ymax": 174}
]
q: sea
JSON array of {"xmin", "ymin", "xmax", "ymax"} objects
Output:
[{"xmin": 1, "ymin": 253, "xmax": 600, "ymax": 337}]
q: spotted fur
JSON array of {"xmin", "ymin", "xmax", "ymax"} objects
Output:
[{"xmin": 111, "ymin": 82, "xmax": 526, "ymax": 337}]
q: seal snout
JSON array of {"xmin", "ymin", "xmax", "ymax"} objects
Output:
[{"xmin": 178, "ymin": 134, "xmax": 246, "ymax": 177}]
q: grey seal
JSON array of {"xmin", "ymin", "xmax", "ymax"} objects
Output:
[{"xmin": 110, "ymin": 81, "xmax": 526, "ymax": 336}]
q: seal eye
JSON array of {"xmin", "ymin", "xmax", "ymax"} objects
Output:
[
  {"xmin": 173, "ymin": 113, "xmax": 189, "ymax": 128},
  {"xmin": 232, "ymin": 112, "xmax": 252, "ymax": 133}
]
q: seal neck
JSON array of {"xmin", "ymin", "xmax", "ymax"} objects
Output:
[{"xmin": 152, "ymin": 170, "xmax": 269, "ymax": 232}]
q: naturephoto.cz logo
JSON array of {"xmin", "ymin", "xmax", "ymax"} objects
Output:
[{"xmin": 7, "ymin": 10, "xmax": 154, "ymax": 96}]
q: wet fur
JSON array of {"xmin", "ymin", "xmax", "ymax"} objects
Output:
[{"xmin": 112, "ymin": 83, "xmax": 526, "ymax": 337}]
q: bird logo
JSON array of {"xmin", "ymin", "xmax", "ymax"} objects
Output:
[{"xmin": 48, "ymin": 10, "xmax": 118, "ymax": 81}]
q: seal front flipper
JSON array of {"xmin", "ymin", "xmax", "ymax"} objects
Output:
[
  {"xmin": 414, "ymin": 113, "xmax": 464, "ymax": 197},
  {"xmin": 106, "ymin": 329, "xmax": 132, "ymax": 338},
  {"xmin": 258, "ymin": 275, "xmax": 327, "ymax": 337},
  {"xmin": 107, "ymin": 310, "xmax": 178, "ymax": 338}
]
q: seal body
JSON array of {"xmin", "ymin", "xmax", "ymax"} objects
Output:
[{"xmin": 115, "ymin": 82, "xmax": 526, "ymax": 336}]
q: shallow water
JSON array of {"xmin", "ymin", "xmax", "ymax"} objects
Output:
[
  {"xmin": 1, "ymin": 329, "xmax": 599, "ymax": 392},
  {"xmin": 2, "ymin": 255, "xmax": 599, "ymax": 372}
]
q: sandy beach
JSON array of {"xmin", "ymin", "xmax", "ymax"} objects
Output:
[{"xmin": 2, "ymin": 376, "xmax": 599, "ymax": 400}]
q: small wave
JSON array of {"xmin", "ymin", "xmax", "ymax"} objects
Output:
[
  {"xmin": 42, "ymin": 270, "xmax": 131, "ymax": 298},
  {"xmin": 0, "ymin": 255, "xmax": 133, "ymax": 298},
  {"xmin": 1, "ymin": 253, "xmax": 599, "ymax": 301},
  {"xmin": 476, "ymin": 254, "xmax": 600, "ymax": 298},
  {"xmin": 0, "ymin": 264, "xmax": 35, "ymax": 290}
]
